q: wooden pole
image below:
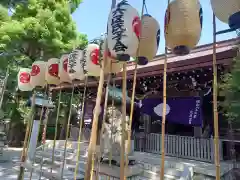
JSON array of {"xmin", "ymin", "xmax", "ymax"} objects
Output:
[
  {"xmin": 160, "ymin": 0, "xmax": 170, "ymax": 179},
  {"xmin": 120, "ymin": 63, "xmax": 127, "ymax": 180},
  {"xmin": 17, "ymin": 91, "xmax": 36, "ymax": 180},
  {"xmin": 84, "ymin": 1, "xmax": 116, "ymax": 179},
  {"xmin": 125, "ymin": 1, "xmax": 145, "ymax": 176},
  {"xmin": 50, "ymin": 88, "xmax": 62, "ymax": 173},
  {"xmin": 38, "ymin": 89, "xmax": 52, "ymax": 180},
  {"xmin": 74, "ymin": 77, "xmax": 88, "ymax": 180},
  {"xmin": 96, "ymin": 72, "xmax": 111, "ymax": 179},
  {"xmin": 60, "ymin": 86, "xmax": 75, "ymax": 179},
  {"xmin": 84, "ymin": 55, "xmax": 106, "ymax": 180},
  {"xmin": 212, "ymin": 13, "xmax": 221, "ymax": 180}
]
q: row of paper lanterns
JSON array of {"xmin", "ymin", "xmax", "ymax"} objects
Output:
[
  {"xmin": 18, "ymin": 0, "xmax": 239, "ymax": 91},
  {"xmin": 17, "ymin": 41, "xmax": 123, "ymax": 91}
]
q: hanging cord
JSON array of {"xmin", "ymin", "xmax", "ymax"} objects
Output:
[
  {"xmin": 73, "ymin": 76, "xmax": 88, "ymax": 180},
  {"xmin": 160, "ymin": 0, "xmax": 170, "ymax": 179},
  {"xmin": 29, "ymin": 85, "xmax": 48, "ymax": 180},
  {"xmin": 212, "ymin": 13, "xmax": 220, "ymax": 180},
  {"xmin": 38, "ymin": 89, "xmax": 52, "ymax": 180},
  {"xmin": 95, "ymin": 64, "xmax": 112, "ymax": 179},
  {"xmin": 50, "ymin": 88, "xmax": 62, "ymax": 173},
  {"xmin": 17, "ymin": 91, "xmax": 36, "ymax": 180},
  {"xmin": 60, "ymin": 86, "xmax": 75, "ymax": 179},
  {"xmin": 125, "ymin": 0, "xmax": 145, "ymax": 177},
  {"xmin": 144, "ymin": 2, "xmax": 148, "ymax": 15}
]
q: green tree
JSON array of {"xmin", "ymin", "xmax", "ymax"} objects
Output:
[
  {"xmin": 0, "ymin": 0, "xmax": 87, "ymax": 146},
  {"xmin": 220, "ymin": 47, "xmax": 240, "ymax": 121},
  {"xmin": 1, "ymin": 0, "xmax": 83, "ymax": 13}
]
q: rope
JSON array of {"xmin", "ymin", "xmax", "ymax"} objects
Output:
[
  {"xmin": 29, "ymin": 85, "xmax": 48, "ymax": 180},
  {"xmin": 17, "ymin": 91, "xmax": 36, "ymax": 180},
  {"xmin": 50, "ymin": 88, "xmax": 62, "ymax": 173},
  {"xmin": 144, "ymin": 3, "xmax": 148, "ymax": 15},
  {"xmin": 60, "ymin": 86, "xmax": 75, "ymax": 179},
  {"xmin": 73, "ymin": 76, "xmax": 88, "ymax": 180},
  {"xmin": 38, "ymin": 89, "xmax": 52, "ymax": 180},
  {"xmin": 125, "ymin": 0, "xmax": 145, "ymax": 177}
]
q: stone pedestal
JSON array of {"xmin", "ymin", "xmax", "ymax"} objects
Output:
[{"xmin": 93, "ymin": 163, "xmax": 142, "ymax": 179}]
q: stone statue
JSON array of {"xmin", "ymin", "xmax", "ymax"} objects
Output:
[{"xmin": 100, "ymin": 104, "xmax": 132, "ymax": 165}]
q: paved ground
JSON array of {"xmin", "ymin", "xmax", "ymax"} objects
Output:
[{"xmin": 0, "ymin": 148, "xmax": 23, "ymax": 179}]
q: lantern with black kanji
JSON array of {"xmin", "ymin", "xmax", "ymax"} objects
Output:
[
  {"xmin": 107, "ymin": 0, "xmax": 141, "ymax": 62},
  {"xmin": 211, "ymin": 0, "xmax": 240, "ymax": 29},
  {"xmin": 18, "ymin": 68, "xmax": 33, "ymax": 91},
  {"xmin": 138, "ymin": 14, "xmax": 160, "ymax": 65},
  {"xmin": 85, "ymin": 44, "xmax": 102, "ymax": 77},
  {"xmin": 59, "ymin": 54, "xmax": 72, "ymax": 83},
  {"xmin": 102, "ymin": 38, "xmax": 123, "ymax": 74},
  {"xmin": 164, "ymin": 0, "xmax": 203, "ymax": 56},
  {"xmin": 30, "ymin": 61, "xmax": 46, "ymax": 88},
  {"xmin": 46, "ymin": 58, "xmax": 60, "ymax": 85},
  {"xmin": 68, "ymin": 49, "xmax": 85, "ymax": 81}
]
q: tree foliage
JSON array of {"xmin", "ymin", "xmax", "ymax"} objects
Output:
[
  {"xmin": 0, "ymin": 0, "xmax": 87, "ymax": 145},
  {"xmin": 219, "ymin": 47, "xmax": 240, "ymax": 122},
  {"xmin": 1, "ymin": 0, "xmax": 82, "ymax": 13},
  {"xmin": 0, "ymin": 0, "xmax": 87, "ymax": 62}
]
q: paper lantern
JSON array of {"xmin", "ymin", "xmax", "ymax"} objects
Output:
[
  {"xmin": 68, "ymin": 49, "xmax": 85, "ymax": 81},
  {"xmin": 107, "ymin": 0, "xmax": 141, "ymax": 62},
  {"xmin": 211, "ymin": 0, "xmax": 240, "ymax": 29},
  {"xmin": 85, "ymin": 44, "xmax": 102, "ymax": 77},
  {"xmin": 102, "ymin": 39, "xmax": 123, "ymax": 74},
  {"xmin": 46, "ymin": 58, "xmax": 60, "ymax": 85},
  {"xmin": 164, "ymin": 0, "xmax": 203, "ymax": 56},
  {"xmin": 30, "ymin": 61, "xmax": 46, "ymax": 88},
  {"xmin": 18, "ymin": 68, "xmax": 33, "ymax": 91},
  {"xmin": 59, "ymin": 54, "xmax": 72, "ymax": 83},
  {"xmin": 137, "ymin": 14, "xmax": 160, "ymax": 65}
]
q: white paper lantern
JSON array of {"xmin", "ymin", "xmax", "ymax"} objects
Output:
[
  {"xmin": 107, "ymin": 0, "xmax": 141, "ymax": 62},
  {"xmin": 164, "ymin": 0, "xmax": 203, "ymax": 56},
  {"xmin": 102, "ymin": 38, "xmax": 123, "ymax": 74},
  {"xmin": 46, "ymin": 58, "xmax": 60, "ymax": 85},
  {"xmin": 59, "ymin": 54, "xmax": 72, "ymax": 83},
  {"xmin": 85, "ymin": 44, "xmax": 102, "ymax": 77},
  {"xmin": 138, "ymin": 14, "xmax": 160, "ymax": 65},
  {"xmin": 30, "ymin": 61, "xmax": 46, "ymax": 88},
  {"xmin": 211, "ymin": 0, "xmax": 240, "ymax": 29},
  {"xmin": 68, "ymin": 49, "xmax": 86, "ymax": 81},
  {"xmin": 18, "ymin": 68, "xmax": 33, "ymax": 91}
]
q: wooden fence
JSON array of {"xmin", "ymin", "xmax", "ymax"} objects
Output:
[{"xmin": 134, "ymin": 133, "xmax": 223, "ymax": 163}]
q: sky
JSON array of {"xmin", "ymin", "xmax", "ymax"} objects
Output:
[{"xmin": 72, "ymin": 0, "xmax": 237, "ymax": 55}]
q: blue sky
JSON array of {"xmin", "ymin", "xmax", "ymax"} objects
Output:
[{"xmin": 72, "ymin": 0, "xmax": 237, "ymax": 54}]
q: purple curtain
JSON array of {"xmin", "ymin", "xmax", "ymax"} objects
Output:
[{"xmin": 139, "ymin": 96, "xmax": 203, "ymax": 127}]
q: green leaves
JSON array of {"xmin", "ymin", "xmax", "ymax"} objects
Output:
[
  {"xmin": 0, "ymin": 0, "xmax": 87, "ymax": 61},
  {"xmin": 220, "ymin": 47, "xmax": 240, "ymax": 122},
  {"xmin": 0, "ymin": 0, "xmax": 87, "ymax": 127}
]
